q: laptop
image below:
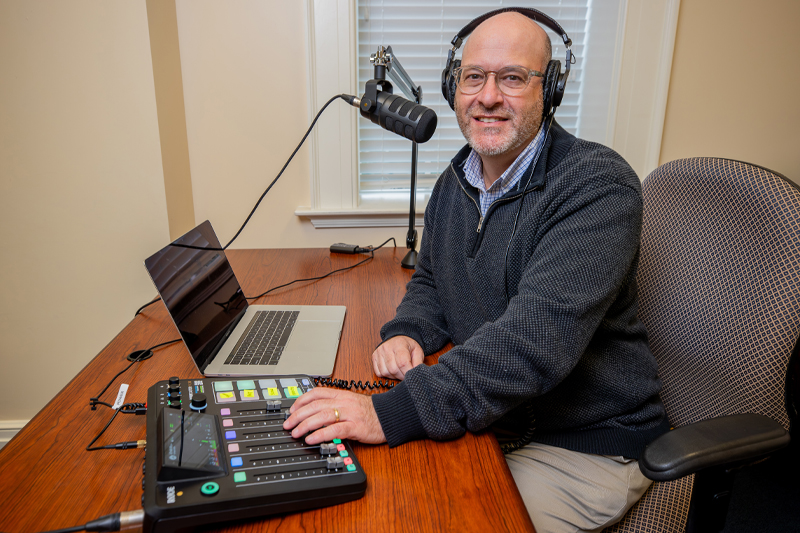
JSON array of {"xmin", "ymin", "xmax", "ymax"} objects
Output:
[{"xmin": 144, "ymin": 220, "xmax": 345, "ymax": 377}]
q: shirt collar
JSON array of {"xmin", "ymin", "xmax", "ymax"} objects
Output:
[{"xmin": 462, "ymin": 126, "xmax": 546, "ymax": 195}]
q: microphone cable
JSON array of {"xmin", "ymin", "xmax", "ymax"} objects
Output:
[
  {"xmin": 23, "ymin": 510, "xmax": 145, "ymax": 533},
  {"xmin": 169, "ymin": 93, "xmax": 352, "ymax": 253},
  {"xmin": 134, "ymin": 93, "xmax": 382, "ymax": 317}
]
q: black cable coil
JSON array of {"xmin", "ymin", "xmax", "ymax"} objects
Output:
[{"xmin": 313, "ymin": 377, "xmax": 395, "ymax": 391}]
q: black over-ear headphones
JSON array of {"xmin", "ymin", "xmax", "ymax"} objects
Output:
[{"xmin": 441, "ymin": 7, "xmax": 574, "ymax": 118}]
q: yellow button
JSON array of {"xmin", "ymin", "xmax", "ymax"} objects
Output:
[
  {"xmin": 219, "ymin": 392, "xmax": 234, "ymax": 399},
  {"xmin": 242, "ymin": 390, "xmax": 256, "ymax": 399}
]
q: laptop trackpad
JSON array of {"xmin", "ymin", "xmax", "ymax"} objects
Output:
[{"xmin": 287, "ymin": 321, "xmax": 340, "ymax": 353}]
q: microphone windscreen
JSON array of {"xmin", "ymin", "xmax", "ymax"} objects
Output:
[
  {"xmin": 363, "ymin": 93, "xmax": 438, "ymax": 144},
  {"xmin": 414, "ymin": 107, "xmax": 437, "ymax": 143}
]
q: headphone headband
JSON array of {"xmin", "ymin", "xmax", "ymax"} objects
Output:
[{"xmin": 450, "ymin": 7, "xmax": 572, "ymax": 51}]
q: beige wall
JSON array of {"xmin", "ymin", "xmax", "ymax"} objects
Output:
[
  {"xmin": 176, "ymin": 1, "xmax": 408, "ymax": 251},
  {"xmin": 660, "ymin": 0, "xmax": 800, "ymax": 182},
  {"xmin": 0, "ymin": 1, "xmax": 170, "ymax": 423}
]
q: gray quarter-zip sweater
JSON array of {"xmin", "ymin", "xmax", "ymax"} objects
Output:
[{"xmin": 371, "ymin": 121, "xmax": 669, "ymax": 458}]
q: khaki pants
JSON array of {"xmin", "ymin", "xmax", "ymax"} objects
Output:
[{"xmin": 505, "ymin": 442, "xmax": 651, "ymax": 533}]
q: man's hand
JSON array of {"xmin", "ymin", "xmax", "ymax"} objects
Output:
[
  {"xmin": 283, "ymin": 387, "xmax": 386, "ymax": 445},
  {"xmin": 372, "ymin": 335, "xmax": 424, "ymax": 380}
]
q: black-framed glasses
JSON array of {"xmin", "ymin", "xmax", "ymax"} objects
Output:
[{"xmin": 454, "ymin": 65, "xmax": 545, "ymax": 96}]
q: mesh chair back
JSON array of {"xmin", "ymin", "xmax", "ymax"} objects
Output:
[{"xmin": 637, "ymin": 158, "xmax": 800, "ymax": 430}]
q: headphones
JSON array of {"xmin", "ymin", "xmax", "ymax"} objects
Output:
[{"xmin": 441, "ymin": 7, "xmax": 574, "ymax": 119}]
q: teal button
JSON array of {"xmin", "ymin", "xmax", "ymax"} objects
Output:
[
  {"xmin": 237, "ymin": 380, "xmax": 256, "ymax": 390},
  {"xmin": 200, "ymin": 482, "xmax": 219, "ymax": 496},
  {"xmin": 284, "ymin": 386, "xmax": 302, "ymax": 398},
  {"xmin": 346, "ymin": 464, "xmax": 356, "ymax": 472},
  {"xmin": 233, "ymin": 472, "xmax": 247, "ymax": 483},
  {"xmin": 214, "ymin": 381, "xmax": 233, "ymax": 392},
  {"xmin": 339, "ymin": 450, "xmax": 349, "ymax": 457},
  {"xmin": 332, "ymin": 438, "xmax": 341, "ymax": 444}
]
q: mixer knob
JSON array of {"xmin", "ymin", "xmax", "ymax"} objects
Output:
[
  {"xmin": 168, "ymin": 376, "xmax": 180, "ymax": 386},
  {"xmin": 191, "ymin": 393, "xmax": 208, "ymax": 412}
]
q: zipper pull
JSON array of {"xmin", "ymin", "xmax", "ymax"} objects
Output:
[{"xmin": 477, "ymin": 216, "xmax": 483, "ymax": 233}]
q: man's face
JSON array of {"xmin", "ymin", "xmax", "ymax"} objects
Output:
[{"xmin": 454, "ymin": 18, "xmax": 546, "ymax": 158}]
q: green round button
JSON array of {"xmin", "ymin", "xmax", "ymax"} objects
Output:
[{"xmin": 200, "ymin": 482, "xmax": 219, "ymax": 496}]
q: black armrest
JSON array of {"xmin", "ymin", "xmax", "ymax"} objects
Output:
[{"xmin": 639, "ymin": 413, "xmax": 789, "ymax": 481}]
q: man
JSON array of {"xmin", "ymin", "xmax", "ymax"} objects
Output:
[{"xmin": 285, "ymin": 12, "xmax": 669, "ymax": 532}]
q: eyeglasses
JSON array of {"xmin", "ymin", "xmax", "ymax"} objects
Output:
[{"xmin": 454, "ymin": 65, "xmax": 545, "ymax": 97}]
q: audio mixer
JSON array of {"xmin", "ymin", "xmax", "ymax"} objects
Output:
[{"xmin": 141, "ymin": 376, "xmax": 366, "ymax": 533}]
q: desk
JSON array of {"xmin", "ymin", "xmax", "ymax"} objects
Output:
[{"xmin": 0, "ymin": 248, "xmax": 534, "ymax": 533}]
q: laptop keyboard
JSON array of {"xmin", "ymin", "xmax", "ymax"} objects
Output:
[{"xmin": 224, "ymin": 310, "xmax": 300, "ymax": 365}]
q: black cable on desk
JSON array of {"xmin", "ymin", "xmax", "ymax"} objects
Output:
[
  {"xmin": 32, "ymin": 510, "xmax": 144, "ymax": 533},
  {"xmin": 89, "ymin": 339, "xmax": 180, "ymax": 410},
  {"xmin": 244, "ymin": 238, "xmax": 396, "ymax": 301}
]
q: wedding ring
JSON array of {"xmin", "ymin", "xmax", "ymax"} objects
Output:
[{"xmin": 334, "ymin": 408, "xmax": 340, "ymax": 423}]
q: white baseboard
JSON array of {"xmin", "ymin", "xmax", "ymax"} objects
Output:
[{"xmin": 0, "ymin": 420, "xmax": 30, "ymax": 450}]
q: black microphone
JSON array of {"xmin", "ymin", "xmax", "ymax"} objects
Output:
[{"xmin": 344, "ymin": 93, "xmax": 437, "ymax": 144}]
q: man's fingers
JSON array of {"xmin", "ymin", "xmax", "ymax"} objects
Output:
[
  {"xmin": 289, "ymin": 406, "xmax": 336, "ymax": 439},
  {"xmin": 303, "ymin": 421, "xmax": 355, "ymax": 445},
  {"xmin": 410, "ymin": 344, "xmax": 425, "ymax": 368}
]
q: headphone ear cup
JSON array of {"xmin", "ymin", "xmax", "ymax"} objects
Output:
[
  {"xmin": 444, "ymin": 59, "xmax": 460, "ymax": 111},
  {"xmin": 542, "ymin": 60, "xmax": 561, "ymax": 118}
]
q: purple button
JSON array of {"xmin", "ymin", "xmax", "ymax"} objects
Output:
[
  {"xmin": 220, "ymin": 408, "xmax": 231, "ymax": 416},
  {"xmin": 225, "ymin": 431, "xmax": 236, "ymax": 440}
]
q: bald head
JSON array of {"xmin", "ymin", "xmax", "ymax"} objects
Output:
[{"xmin": 462, "ymin": 12, "xmax": 551, "ymax": 73}]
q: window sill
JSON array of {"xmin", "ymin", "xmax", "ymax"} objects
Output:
[{"xmin": 295, "ymin": 206, "xmax": 425, "ymax": 229}]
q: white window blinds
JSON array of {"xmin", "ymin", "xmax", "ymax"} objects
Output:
[{"xmin": 356, "ymin": 0, "xmax": 623, "ymax": 203}]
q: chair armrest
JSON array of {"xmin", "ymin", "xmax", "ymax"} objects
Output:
[{"xmin": 639, "ymin": 413, "xmax": 789, "ymax": 481}]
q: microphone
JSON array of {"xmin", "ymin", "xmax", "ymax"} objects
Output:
[{"xmin": 344, "ymin": 93, "xmax": 437, "ymax": 144}]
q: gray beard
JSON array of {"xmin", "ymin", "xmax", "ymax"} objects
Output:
[{"xmin": 456, "ymin": 98, "xmax": 544, "ymax": 157}]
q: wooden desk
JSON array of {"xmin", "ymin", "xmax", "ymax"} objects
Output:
[{"xmin": 0, "ymin": 248, "xmax": 534, "ymax": 533}]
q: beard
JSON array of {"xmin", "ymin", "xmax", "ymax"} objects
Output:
[{"xmin": 456, "ymin": 96, "xmax": 544, "ymax": 157}]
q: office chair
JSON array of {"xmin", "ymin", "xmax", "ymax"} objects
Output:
[{"xmin": 604, "ymin": 158, "xmax": 800, "ymax": 533}]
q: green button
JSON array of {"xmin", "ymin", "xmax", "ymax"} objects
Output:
[
  {"xmin": 339, "ymin": 450, "xmax": 349, "ymax": 457},
  {"xmin": 201, "ymin": 482, "xmax": 219, "ymax": 495},
  {"xmin": 332, "ymin": 438, "xmax": 341, "ymax": 444},
  {"xmin": 214, "ymin": 381, "xmax": 233, "ymax": 392},
  {"xmin": 346, "ymin": 464, "xmax": 356, "ymax": 472},
  {"xmin": 233, "ymin": 472, "xmax": 247, "ymax": 483},
  {"xmin": 237, "ymin": 380, "xmax": 256, "ymax": 390}
]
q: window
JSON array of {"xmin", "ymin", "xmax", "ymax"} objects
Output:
[
  {"xmin": 356, "ymin": 0, "xmax": 625, "ymax": 206},
  {"xmin": 300, "ymin": 0, "xmax": 680, "ymax": 227}
]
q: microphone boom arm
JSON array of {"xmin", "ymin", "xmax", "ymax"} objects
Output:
[{"xmin": 368, "ymin": 46, "xmax": 421, "ymax": 269}]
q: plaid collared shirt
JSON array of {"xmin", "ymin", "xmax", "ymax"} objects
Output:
[{"xmin": 462, "ymin": 126, "xmax": 546, "ymax": 217}]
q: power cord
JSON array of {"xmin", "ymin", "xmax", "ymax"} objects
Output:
[
  {"xmin": 245, "ymin": 237, "xmax": 396, "ymax": 301},
  {"xmin": 32, "ymin": 510, "xmax": 144, "ymax": 533},
  {"xmin": 134, "ymin": 237, "xmax": 397, "ymax": 315}
]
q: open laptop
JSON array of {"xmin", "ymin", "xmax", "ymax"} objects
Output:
[{"xmin": 144, "ymin": 220, "xmax": 345, "ymax": 377}]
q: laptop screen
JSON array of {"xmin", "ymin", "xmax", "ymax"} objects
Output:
[{"xmin": 144, "ymin": 220, "xmax": 248, "ymax": 371}]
